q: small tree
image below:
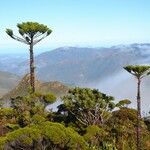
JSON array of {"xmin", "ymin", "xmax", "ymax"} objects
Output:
[
  {"xmin": 6, "ymin": 22, "xmax": 52, "ymax": 93},
  {"xmin": 116, "ymin": 99, "xmax": 131, "ymax": 108},
  {"xmin": 124, "ymin": 65, "xmax": 150, "ymax": 150},
  {"xmin": 58, "ymin": 87, "xmax": 115, "ymax": 127},
  {"xmin": 11, "ymin": 92, "xmax": 56, "ymax": 127}
]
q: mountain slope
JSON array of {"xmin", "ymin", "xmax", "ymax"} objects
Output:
[
  {"xmin": 1, "ymin": 74, "xmax": 69, "ymax": 100},
  {"xmin": 11, "ymin": 44, "xmax": 149, "ymax": 85},
  {"xmin": 0, "ymin": 71, "xmax": 20, "ymax": 96},
  {"xmin": 1, "ymin": 44, "xmax": 150, "ymax": 85},
  {"xmin": 9, "ymin": 44, "xmax": 150, "ymax": 85}
]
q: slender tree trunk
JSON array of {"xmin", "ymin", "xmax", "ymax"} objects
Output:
[
  {"xmin": 136, "ymin": 78, "xmax": 141, "ymax": 150},
  {"xmin": 29, "ymin": 37, "xmax": 35, "ymax": 93}
]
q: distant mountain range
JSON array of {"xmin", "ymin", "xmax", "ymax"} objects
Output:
[
  {"xmin": 0, "ymin": 54, "xmax": 27, "ymax": 73},
  {"xmin": 0, "ymin": 43, "xmax": 149, "ymax": 111},
  {"xmin": 1, "ymin": 43, "xmax": 149, "ymax": 85}
]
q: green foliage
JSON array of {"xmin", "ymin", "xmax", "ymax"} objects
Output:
[
  {"xmin": 6, "ymin": 124, "xmax": 20, "ymax": 131},
  {"xmin": 107, "ymin": 108, "xmax": 150, "ymax": 150},
  {"xmin": 0, "ymin": 108, "xmax": 16, "ymax": 126},
  {"xmin": 0, "ymin": 122, "xmax": 88, "ymax": 150},
  {"xmin": 83, "ymin": 125, "xmax": 117, "ymax": 150},
  {"xmin": 124, "ymin": 65, "xmax": 150, "ymax": 78},
  {"xmin": 59, "ymin": 87, "xmax": 115, "ymax": 127},
  {"xmin": 1, "ymin": 86, "xmax": 150, "ymax": 149},
  {"xmin": 0, "ymin": 108, "xmax": 15, "ymax": 120},
  {"xmin": 116, "ymin": 99, "xmax": 131, "ymax": 108},
  {"xmin": 10, "ymin": 92, "xmax": 56, "ymax": 127},
  {"xmin": 41, "ymin": 122, "xmax": 87, "ymax": 149},
  {"xmin": 44, "ymin": 93, "xmax": 56, "ymax": 103},
  {"xmin": 0, "ymin": 126, "xmax": 42, "ymax": 150},
  {"xmin": 144, "ymin": 117, "xmax": 150, "ymax": 131},
  {"xmin": 6, "ymin": 29, "xmax": 13, "ymax": 37},
  {"xmin": 31, "ymin": 114, "xmax": 46, "ymax": 124},
  {"xmin": 17, "ymin": 22, "xmax": 52, "ymax": 36},
  {"xmin": 84, "ymin": 125, "xmax": 107, "ymax": 149},
  {"xmin": 0, "ymin": 137, "xmax": 7, "ymax": 150},
  {"xmin": 6, "ymin": 22, "xmax": 52, "ymax": 45}
]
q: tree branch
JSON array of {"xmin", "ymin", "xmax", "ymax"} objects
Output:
[
  {"xmin": 33, "ymin": 34, "xmax": 47, "ymax": 45},
  {"xmin": 13, "ymin": 35, "xmax": 29, "ymax": 44}
]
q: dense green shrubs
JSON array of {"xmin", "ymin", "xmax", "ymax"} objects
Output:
[{"xmin": 0, "ymin": 88, "xmax": 150, "ymax": 150}]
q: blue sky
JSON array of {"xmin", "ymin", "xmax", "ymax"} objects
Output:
[{"xmin": 1, "ymin": 0, "xmax": 150, "ymax": 53}]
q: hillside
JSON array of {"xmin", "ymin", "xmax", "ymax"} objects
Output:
[
  {"xmin": 0, "ymin": 71, "xmax": 20, "ymax": 96},
  {"xmin": 1, "ymin": 74, "xmax": 69, "ymax": 100}
]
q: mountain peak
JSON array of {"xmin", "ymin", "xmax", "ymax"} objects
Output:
[{"xmin": 1, "ymin": 74, "xmax": 69, "ymax": 100}]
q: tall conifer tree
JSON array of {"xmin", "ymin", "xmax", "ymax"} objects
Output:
[
  {"xmin": 6, "ymin": 22, "xmax": 52, "ymax": 93},
  {"xmin": 124, "ymin": 65, "xmax": 150, "ymax": 150}
]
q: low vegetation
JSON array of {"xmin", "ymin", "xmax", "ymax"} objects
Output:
[{"xmin": 0, "ymin": 87, "xmax": 150, "ymax": 150}]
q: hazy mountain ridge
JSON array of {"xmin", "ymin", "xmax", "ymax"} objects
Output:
[
  {"xmin": 1, "ymin": 74, "xmax": 69, "ymax": 100},
  {"xmin": 0, "ymin": 43, "xmax": 150, "ymax": 85},
  {"xmin": 0, "ymin": 54, "xmax": 27, "ymax": 73},
  {"xmin": 0, "ymin": 71, "xmax": 20, "ymax": 96},
  {"xmin": 34, "ymin": 44, "xmax": 150, "ymax": 84}
]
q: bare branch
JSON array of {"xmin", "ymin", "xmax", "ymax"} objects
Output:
[
  {"xmin": 13, "ymin": 35, "xmax": 29, "ymax": 44},
  {"xmin": 34, "ymin": 32, "xmax": 43, "ymax": 38},
  {"xmin": 33, "ymin": 33, "xmax": 48, "ymax": 45},
  {"xmin": 69, "ymin": 110, "xmax": 88, "ymax": 126}
]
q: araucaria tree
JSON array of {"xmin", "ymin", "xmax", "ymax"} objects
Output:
[
  {"xmin": 6, "ymin": 22, "xmax": 52, "ymax": 93},
  {"xmin": 124, "ymin": 65, "xmax": 150, "ymax": 150}
]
